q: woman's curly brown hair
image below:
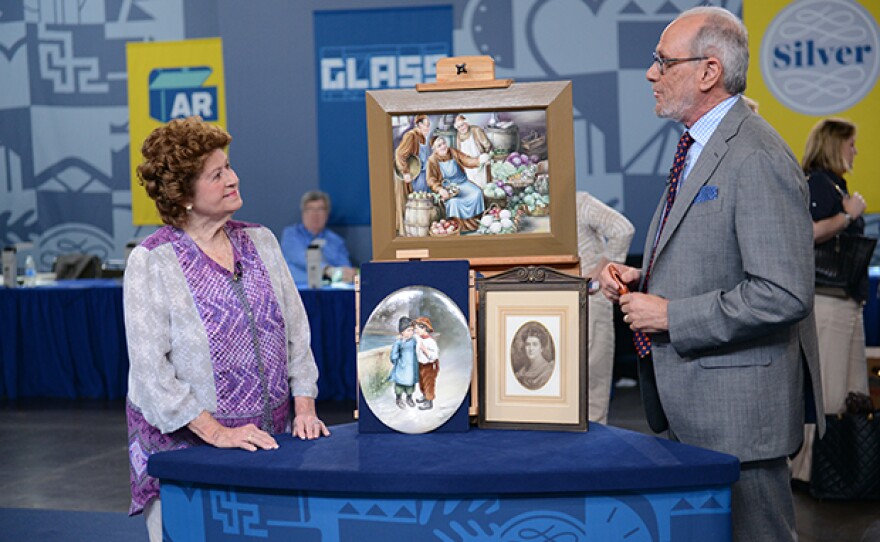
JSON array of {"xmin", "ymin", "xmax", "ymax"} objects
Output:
[{"xmin": 136, "ymin": 116, "xmax": 231, "ymax": 228}]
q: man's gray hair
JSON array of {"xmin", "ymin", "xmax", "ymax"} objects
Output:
[
  {"xmin": 678, "ymin": 6, "xmax": 749, "ymax": 95},
  {"xmin": 300, "ymin": 190, "xmax": 331, "ymax": 212}
]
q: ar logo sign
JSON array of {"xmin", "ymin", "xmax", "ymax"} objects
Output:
[{"xmin": 148, "ymin": 67, "xmax": 219, "ymax": 122}]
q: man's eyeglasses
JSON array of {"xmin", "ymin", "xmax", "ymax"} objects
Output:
[{"xmin": 651, "ymin": 51, "xmax": 708, "ymax": 75}]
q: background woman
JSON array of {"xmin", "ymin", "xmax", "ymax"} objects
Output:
[
  {"xmin": 791, "ymin": 118, "xmax": 870, "ymax": 484},
  {"xmin": 426, "ymin": 136, "xmax": 488, "ymax": 231},
  {"xmin": 577, "ymin": 191, "xmax": 634, "ymax": 424},
  {"xmin": 126, "ymin": 116, "xmax": 329, "ymax": 541}
]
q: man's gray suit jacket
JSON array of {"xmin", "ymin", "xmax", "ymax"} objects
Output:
[{"xmin": 640, "ymin": 97, "xmax": 824, "ymax": 462}]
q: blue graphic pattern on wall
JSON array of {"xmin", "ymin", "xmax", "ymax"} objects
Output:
[
  {"xmin": 0, "ymin": 0, "xmax": 186, "ymax": 271},
  {"xmin": 162, "ymin": 483, "xmax": 732, "ymax": 541},
  {"xmin": 4, "ymin": 0, "xmax": 878, "ymax": 269}
]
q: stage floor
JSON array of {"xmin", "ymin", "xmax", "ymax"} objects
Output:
[{"xmin": 0, "ymin": 386, "xmax": 876, "ymax": 541}]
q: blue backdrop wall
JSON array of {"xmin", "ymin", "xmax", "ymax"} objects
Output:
[{"xmin": 3, "ymin": 0, "xmax": 877, "ymax": 271}]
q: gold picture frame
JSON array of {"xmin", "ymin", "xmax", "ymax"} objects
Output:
[
  {"xmin": 366, "ymin": 81, "xmax": 576, "ymax": 262},
  {"xmin": 477, "ymin": 266, "xmax": 588, "ymax": 431}
]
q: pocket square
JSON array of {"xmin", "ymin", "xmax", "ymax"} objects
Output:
[{"xmin": 693, "ymin": 185, "xmax": 718, "ymax": 204}]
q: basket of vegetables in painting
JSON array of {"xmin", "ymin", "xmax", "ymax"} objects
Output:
[
  {"xmin": 482, "ymin": 180, "xmax": 512, "ymax": 209},
  {"xmin": 518, "ymin": 190, "xmax": 550, "ymax": 216},
  {"xmin": 429, "ymin": 218, "xmax": 460, "ymax": 237},
  {"xmin": 491, "ymin": 151, "xmax": 540, "ymax": 189},
  {"xmin": 477, "ymin": 204, "xmax": 518, "ymax": 235}
]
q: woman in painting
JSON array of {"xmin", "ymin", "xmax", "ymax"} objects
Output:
[
  {"xmin": 426, "ymin": 136, "xmax": 488, "ymax": 232},
  {"xmin": 512, "ymin": 321, "xmax": 555, "ymax": 390},
  {"xmin": 393, "ymin": 114, "xmax": 432, "ymax": 236},
  {"xmin": 454, "ymin": 114, "xmax": 492, "ymax": 188}
]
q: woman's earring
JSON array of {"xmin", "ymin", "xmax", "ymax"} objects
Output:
[{"xmin": 185, "ymin": 203, "xmax": 193, "ymax": 212}]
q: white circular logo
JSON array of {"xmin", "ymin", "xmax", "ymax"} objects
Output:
[{"xmin": 760, "ymin": 0, "xmax": 879, "ymax": 115}]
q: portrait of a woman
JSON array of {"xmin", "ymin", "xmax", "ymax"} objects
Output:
[{"xmin": 510, "ymin": 321, "xmax": 556, "ymax": 390}]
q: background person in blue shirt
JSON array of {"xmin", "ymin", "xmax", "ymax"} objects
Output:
[{"xmin": 280, "ymin": 190, "xmax": 356, "ymax": 287}]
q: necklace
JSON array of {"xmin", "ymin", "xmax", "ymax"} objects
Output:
[{"xmin": 189, "ymin": 228, "xmax": 234, "ymax": 272}]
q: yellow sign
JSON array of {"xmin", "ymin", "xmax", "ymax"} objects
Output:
[
  {"xmin": 745, "ymin": 0, "xmax": 880, "ymax": 211},
  {"xmin": 126, "ymin": 38, "xmax": 227, "ymax": 225}
]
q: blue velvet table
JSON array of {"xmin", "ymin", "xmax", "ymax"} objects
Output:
[
  {"xmin": 298, "ymin": 287, "xmax": 357, "ymax": 401},
  {"xmin": 0, "ymin": 282, "xmax": 357, "ymax": 400},
  {"xmin": 149, "ymin": 422, "xmax": 739, "ymax": 542},
  {"xmin": 0, "ymin": 279, "xmax": 128, "ymax": 399}
]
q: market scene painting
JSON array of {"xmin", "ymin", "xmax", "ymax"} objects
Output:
[{"xmin": 391, "ymin": 110, "xmax": 550, "ymax": 239}]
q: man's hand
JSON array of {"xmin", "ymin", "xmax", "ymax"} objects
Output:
[
  {"xmin": 620, "ymin": 293, "xmax": 669, "ymax": 333},
  {"xmin": 597, "ymin": 263, "xmax": 641, "ymax": 302}
]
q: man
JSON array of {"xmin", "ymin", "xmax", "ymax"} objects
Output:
[
  {"xmin": 597, "ymin": 7, "xmax": 823, "ymax": 541},
  {"xmin": 394, "ymin": 115, "xmax": 432, "ymax": 235},
  {"xmin": 453, "ymin": 114, "xmax": 492, "ymax": 188},
  {"xmin": 280, "ymin": 190, "xmax": 356, "ymax": 288}
]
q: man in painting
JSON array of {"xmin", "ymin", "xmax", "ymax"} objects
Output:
[
  {"xmin": 426, "ymin": 137, "xmax": 489, "ymax": 232},
  {"xmin": 394, "ymin": 115, "xmax": 432, "ymax": 236},
  {"xmin": 454, "ymin": 114, "xmax": 493, "ymax": 188},
  {"xmin": 413, "ymin": 317, "xmax": 439, "ymax": 410},
  {"xmin": 388, "ymin": 317, "xmax": 418, "ymax": 409},
  {"xmin": 512, "ymin": 321, "xmax": 555, "ymax": 390}
]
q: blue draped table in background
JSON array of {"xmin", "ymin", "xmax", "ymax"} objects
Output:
[
  {"xmin": 2, "ymin": 272, "xmax": 877, "ymax": 400},
  {"xmin": 298, "ymin": 287, "xmax": 357, "ymax": 401},
  {"xmin": 0, "ymin": 279, "xmax": 128, "ymax": 400},
  {"xmin": 0, "ymin": 281, "xmax": 357, "ymax": 401}
]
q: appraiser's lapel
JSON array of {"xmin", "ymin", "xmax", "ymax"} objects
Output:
[{"xmin": 652, "ymin": 99, "xmax": 749, "ymax": 259}]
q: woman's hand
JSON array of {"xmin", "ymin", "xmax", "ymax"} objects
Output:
[
  {"xmin": 438, "ymin": 188, "xmax": 451, "ymax": 201},
  {"xmin": 217, "ymin": 424, "xmax": 278, "ymax": 451},
  {"xmin": 843, "ymin": 192, "xmax": 867, "ymax": 219},
  {"xmin": 188, "ymin": 410, "xmax": 278, "ymax": 451},
  {"xmin": 293, "ymin": 396, "xmax": 331, "ymax": 440}
]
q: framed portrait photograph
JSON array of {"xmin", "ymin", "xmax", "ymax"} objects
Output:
[
  {"xmin": 477, "ymin": 266, "xmax": 588, "ymax": 431},
  {"xmin": 366, "ymin": 81, "xmax": 576, "ymax": 261}
]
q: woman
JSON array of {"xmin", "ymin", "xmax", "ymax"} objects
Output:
[
  {"xmin": 453, "ymin": 114, "xmax": 492, "ymax": 188},
  {"xmin": 791, "ymin": 118, "xmax": 869, "ymax": 483},
  {"xmin": 512, "ymin": 322, "xmax": 555, "ymax": 390},
  {"xmin": 125, "ymin": 116, "xmax": 329, "ymax": 541},
  {"xmin": 426, "ymin": 136, "xmax": 488, "ymax": 231}
]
